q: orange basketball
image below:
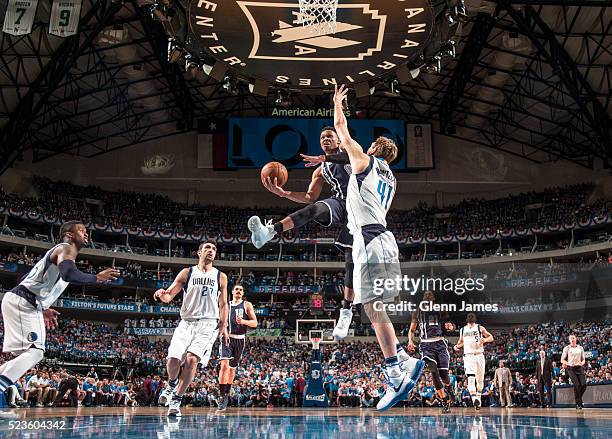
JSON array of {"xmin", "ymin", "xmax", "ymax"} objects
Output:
[{"xmin": 261, "ymin": 161, "xmax": 288, "ymax": 187}]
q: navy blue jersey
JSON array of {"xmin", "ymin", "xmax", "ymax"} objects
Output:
[
  {"xmin": 320, "ymin": 162, "xmax": 350, "ymax": 200},
  {"xmin": 229, "ymin": 300, "xmax": 248, "ymax": 336},
  {"xmin": 417, "ymin": 309, "xmax": 444, "ymax": 341}
]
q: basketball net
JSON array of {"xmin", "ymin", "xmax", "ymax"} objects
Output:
[
  {"xmin": 311, "ymin": 337, "xmax": 321, "ymax": 350},
  {"xmin": 298, "ymin": 0, "xmax": 338, "ymax": 35}
]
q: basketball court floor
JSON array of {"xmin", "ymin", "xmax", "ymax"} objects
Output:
[{"xmin": 0, "ymin": 407, "xmax": 609, "ymax": 438}]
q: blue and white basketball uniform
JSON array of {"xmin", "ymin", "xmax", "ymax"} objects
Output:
[
  {"xmin": 461, "ymin": 324, "xmax": 485, "ymax": 379},
  {"xmin": 2, "ymin": 243, "xmax": 71, "ymax": 353},
  {"xmin": 346, "ymin": 155, "xmax": 401, "ymax": 305},
  {"xmin": 418, "ymin": 310, "xmax": 451, "ymax": 370},
  {"xmin": 316, "ymin": 161, "xmax": 353, "ymax": 251},
  {"xmin": 167, "ymin": 266, "xmax": 221, "ymax": 366}
]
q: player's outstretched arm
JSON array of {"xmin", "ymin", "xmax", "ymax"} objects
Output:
[
  {"xmin": 264, "ymin": 167, "xmax": 325, "ymax": 204},
  {"xmin": 333, "ymin": 84, "xmax": 370, "ymax": 173},
  {"xmin": 153, "ymin": 268, "xmax": 189, "ymax": 303},
  {"xmin": 218, "ymin": 272, "xmax": 230, "ymax": 343},
  {"xmin": 53, "ymin": 245, "xmax": 119, "ymax": 285}
]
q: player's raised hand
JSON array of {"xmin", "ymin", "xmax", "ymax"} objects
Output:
[
  {"xmin": 263, "ymin": 176, "xmax": 289, "ymax": 198},
  {"xmin": 43, "ymin": 309, "xmax": 60, "ymax": 330},
  {"xmin": 333, "ymin": 84, "xmax": 349, "ymax": 106},
  {"xmin": 96, "ymin": 267, "xmax": 120, "ymax": 283},
  {"xmin": 300, "ymin": 153, "xmax": 326, "ymax": 167}
]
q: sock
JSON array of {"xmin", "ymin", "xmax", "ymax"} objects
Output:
[
  {"xmin": 273, "ymin": 222, "xmax": 283, "ymax": 234},
  {"xmin": 342, "ymin": 300, "xmax": 353, "ymax": 310},
  {"xmin": 168, "ymin": 378, "xmax": 178, "ymax": 389}
]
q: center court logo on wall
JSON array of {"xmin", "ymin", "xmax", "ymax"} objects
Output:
[{"xmin": 188, "ymin": 0, "xmax": 434, "ymax": 87}]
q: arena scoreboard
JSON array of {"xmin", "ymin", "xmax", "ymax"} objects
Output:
[{"xmin": 309, "ymin": 292, "xmax": 325, "ymax": 316}]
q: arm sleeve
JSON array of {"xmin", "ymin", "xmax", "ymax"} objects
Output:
[
  {"xmin": 58, "ymin": 260, "xmax": 98, "ymax": 284},
  {"xmin": 325, "ymin": 151, "xmax": 350, "ymax": 164}
]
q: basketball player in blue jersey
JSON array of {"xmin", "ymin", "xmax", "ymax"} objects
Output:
[
  {"xmin": 216, "ymin": 284, "xmax": 257, "ymax": 411},
  {"xmin": 332, "ymin": 84, "xmax": 425, "ymax": 411},
  {"xmin": 248, "ymin": 125, "xmax": 357, "ymax": 342},
  {"xmin": 408, "ymin": 290, "xmax": 456, "ymax": 413},
  {"xmin": 0, "ymin": 221, "xmax": 119, "ymax": 397},
  {"xmin": 154, "ymin": 240, "xmax": 229, "ymax": 417}
]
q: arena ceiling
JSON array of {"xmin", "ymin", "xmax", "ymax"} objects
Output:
[{"xmin": 0, "ymin": 0, "xmax": 610, "ymax": 175}]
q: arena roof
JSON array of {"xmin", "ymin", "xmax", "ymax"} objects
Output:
[{"xmin": 0, "ymin": 0, "xmax": 610, "ymax": 174}]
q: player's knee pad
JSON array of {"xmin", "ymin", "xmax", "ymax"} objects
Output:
[
  {"xmin": 288, "ymin": 203, "xmax": 330, "ymax": 228},
  {"xmin": 439, "ymin": 369, "xmax": 450, "ymax": 385},
  {"xmin": 23, "ymin": 347, "xmax": 44, "ymax": 365},
  {"xmin": 344, "ymin": 252, "xmax": 354, "ymax": 289},
  {"xmin": 426, "ymin": 362, "xmax": 444, "ymax": 390}
]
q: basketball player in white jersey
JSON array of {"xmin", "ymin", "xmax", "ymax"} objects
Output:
[
  {"xmin": 154, "ymin": 240, "xmax": 229, "ymax": 417},
  {"xmin": 217, "ymin": 284, "xmax": 257, "ymax": 411},
  {"xmin": 453, "ymin": 313, "xmax": 493, "ymax": 410},
  {"xmin": 332, "ymin": 84, "xmax": 424, "ymax": 411},
  {"xmin": 0, "ymin": 221, "xmax": 119, "ymax": 396}
]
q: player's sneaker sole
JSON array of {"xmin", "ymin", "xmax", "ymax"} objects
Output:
[
  {"xmin": 247, "ymin": 216, "xmax": 272, "ymax": 249},
  {"xmin": 376, "ymin": 373, "xmax": 416, "ymax": 412},
  {"xmin": 332, "ymin": 309, "xmax": 353, "ymax": 341}
]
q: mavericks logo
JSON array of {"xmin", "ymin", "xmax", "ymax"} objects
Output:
[{"xmin": 188, "ymin": 0, "xmax": 434, "ymax": 87}]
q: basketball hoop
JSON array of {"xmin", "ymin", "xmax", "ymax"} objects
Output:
[{"xmin": 298, "ymin": 0, "xmax": 338, "ymax": 35}]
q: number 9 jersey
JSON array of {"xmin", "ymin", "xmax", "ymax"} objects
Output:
[{"xmin": 346, "ymin": 155, "xmax": 401, "ymax": 305}]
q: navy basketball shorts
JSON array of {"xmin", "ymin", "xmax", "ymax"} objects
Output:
[
  {"xmin": 219, "ymin": 337, "xmax": 245, "ymax": 368},
  {"xmin": 314, "ymin": 197, "xmax": 346, "ymax": 227},
  {"xmin": 420, "ymin": 340, "xmax": 451, "ymax": 370}
]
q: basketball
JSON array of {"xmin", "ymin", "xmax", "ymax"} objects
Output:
[{"xmin": 261, "ymin": 161, "xmax": 288, "ymax": 187}]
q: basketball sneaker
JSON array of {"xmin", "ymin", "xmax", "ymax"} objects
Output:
[
  {"xmin": 333, "ymin": 308, "xmax": 353, "ymax": 341},
  {"xmin": 376, "ymin": 365, "xmax": 416, "ymax": 411},
  {"xmin": 474, "ymin": 397, "xmax": 481, "ymax": 410},
  {"xmin": 217, "ymin": 395, "xmax": 229, "ymax": 411},
  {"xmin": 399, "ymin": 357, "xmax": 425, "ymax": 384},
  {"xmin": 248, "ymin": 216, "xmax": 275, "ymax": 249},
  {"xmin": 159, "ymin": 386, "xmax": 174, "ymax": 407},
  {"xmin": 167, "ymin": 395, "xmax": 182, "ymax": 417}
]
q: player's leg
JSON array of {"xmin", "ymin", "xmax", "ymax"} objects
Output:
[
  {"xmin": 248, "ymin": 201, "xmax": 331, "ymax": 248},
  {"xmin": 160, "ymin": 321, "xmax": 190, "ymax": 406},
  {"xmin": 333, "ymin": 249, "xmax": 355, "ymax": 340},
  {"xmin": 0, "ymin": 294, "xmax": 45, "ymax": 394},
  {"xmin": 474, "ymin": 355, "xmax": 485, "ymax": 409},
  {"xmin": 217, "ymin": 338, "xmax": 234, "ymax": 411},
  {"xmin": 438, "ymin": 342, "xmax": 454, "ymax": 412},
  {"xmin": 464, "ymin": 355, "xmax": 478, "ymax": 407},
  {"xmin": 353, "ymin": 231, "xmax": 423, "ymax": 411}
]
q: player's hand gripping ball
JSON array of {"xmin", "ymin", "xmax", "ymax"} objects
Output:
[{"xmin": 261, "ymin": 162, "xmax": 288, "ymax": 187}]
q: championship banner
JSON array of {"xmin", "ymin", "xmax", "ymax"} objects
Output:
[
  {"xmin": 49, "ymin": 0, "xmax": 82, "ymax": 37},
  {"xmin": 2, "ymin": 0, "xmax": 38, "ymax": 36}
]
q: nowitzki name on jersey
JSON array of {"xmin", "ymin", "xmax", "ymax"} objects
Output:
[{"xmin": 374, "ymin": 301, "xmax": 500, "ymax": 313}]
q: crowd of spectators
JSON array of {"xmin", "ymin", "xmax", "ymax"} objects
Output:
[
  {"xmin": 1, "ymin": 179, "xmax": 609, "ymax": 244},
  {"xmin": 1, "ymin": 317, "xmax": 609, "ymax": 409}
]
